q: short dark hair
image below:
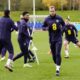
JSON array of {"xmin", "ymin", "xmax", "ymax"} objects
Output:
[
  {"xmin": 4, "ymin": 9, "xmax": 10, "ymax": 16},
  {"xmin": 22, "ymin": 11, "xmax": 29, "ymax": 16}
]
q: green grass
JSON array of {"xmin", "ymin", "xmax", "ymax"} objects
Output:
[
  {"xmin": 0, "ymin": 31, "xmax": 80, "ymax": 80},
  {"xmin": 36, "ymin": 10, "xmax": 80, "ymax": 22},
  {"xmin": 0, "ymin": 10, "xmax": 80, "ymax": 22}
]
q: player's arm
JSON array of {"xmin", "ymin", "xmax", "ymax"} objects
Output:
[
  {"xmin": 11, "ymin": 20, "xmax": 18, "ymax": 31},
  {"xmin": 42, "ymin": 18, "xmax": 48, "ymax": 31},
  {"xmin": 73, "ymin": 25, "xmax": 78, "ymax": 37},
  {"xmin": 60, "ymin": 17, "xmax": 65, "ymax": 35},
  {"xmin": 61, "ymin": 18, "xmax": 65, "ymax": 31}
]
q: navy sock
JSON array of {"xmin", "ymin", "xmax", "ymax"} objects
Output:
[{"xmin": 13, "ymin": 52, "xmax": 23, "ymax": 61}]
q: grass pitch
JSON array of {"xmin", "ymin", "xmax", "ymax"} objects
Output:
[
  {"xmin": 0, "ymin": 10, "xmax": 80, "ymax": 80},
  {"xmin": 0, "ymin": 31, "xmax": 80, "ymax": 80}
]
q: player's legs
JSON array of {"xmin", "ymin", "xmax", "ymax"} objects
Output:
[
  {"xmin": 13, "ymin": 49, "xmax": 31, "ymax": 64},
  {"xmin": 56, "ymin": 41, "xmax": 62, "ymax": 66},
  {"xmin": 76, "ymin": 41, "xmax": 80, "ymax": 47},
  {"xmin": 63, "ymin": 39, "xmax": 69, "ymax": 58},
  {"xmin": 26, "ymin": 40, "xmax": 34, "ymax": 62},
  {"xmin": 13, "ymin": 39, "xmax": 27, "ymax": 62},
  {"xmin": 29, "ymin": 50, "xmax": 34, "ymax": 57},
  {"xmin": 6, "ymin": 42, "xmax": 14, "ymax": 60},
  {"xmin": 0, "ymin": 43, "xmax": 5, "ymax": 62},
  {"xmin": 13, "ymin": 39, "xmax": 26, "ymax": 61},
  {"xmin": 28, "ymin": 50, "xmax": 35, "ymax": 62},
  {"xmin": 1, "ymin": 48, "xmax": 6, "ymax": 57},
  {"xmin": 23, "ymin": 49, "xmax": 32, "ymax": 67},
  {"xmin": 0, "ymin": 40, "xmax": 3, "ymax": 55},
  {"xmin": 23, "ymin": 48, "xmax": 28, "ymax": 64},
  {"xmin": 27, "ymin": 51, "xmax": 34, "ymax": 62},
  {"xmin": 0, "ymin": 48, "xmax": 6, "ymax": 61},
  {"xmin": 27, "ymin": 52, "xmax": 32, "ymax": 60},
  {"xmin": 50, "ymin": 41, "xmax": 62, "ymax": 76},
  {"xmin": 71, "ymin": 37, "xmax": 80, "ymax": 48},
  {"xmin": 13, "ymin": 52, "xmax": 23, "ymax": 61},
  {"xmin": 50, "ymin": 43, "xmax": 56, "ymax": 64},
  {"xmin": 55, "ymin": 41, "xmax": 62, "ymax": 75},
  {"xmin": 5, "ymin": 41, "xmax": 14, "ymax": 72},
  {"xmin": 16, "ymin": 39, "xmax": 32, "ymax": 67}
]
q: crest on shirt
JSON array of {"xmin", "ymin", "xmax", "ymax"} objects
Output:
[{"xmin": 56, "ymin": 19, "xmax": 59, "ymax": 23}]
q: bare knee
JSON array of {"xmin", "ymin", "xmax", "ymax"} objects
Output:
[
  {"xmin": 63, "ymin": 40, "xmax": 69, "ymax": 50},
  {"xmin": 76, "ymin": 41, "xmax": 80, "ymax": 47}
]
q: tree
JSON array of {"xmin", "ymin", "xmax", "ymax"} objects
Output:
[
  {"xmin": 42, "ymin": 0, "xmax": 54, "ymax": 7},
  {"xmin": 11, "ymin": 0, "xmax": 21, "ymax": 11},
  {"xmin": 0, "ymin": 0, "xmax": 7, "ymax": 10},
  {"xmin": 20, "ymin": 0, "xmax": 32, "ymax": 11},
  {"xmin": 42, "ymin": 0, "xmax": 68, "ymax": 10},
  {"xmin": 60, "ymin": 0, "xmax": 68, "ymax": 10},
  {"xmin": 35, "ymin": 0, "xmax": 45, "ymax": 10}
]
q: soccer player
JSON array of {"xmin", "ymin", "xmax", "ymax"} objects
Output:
[
  {"xmin": 0, "ymin": 9, "xmax": 17, "ymax": 72},
  {"xmin": 63, "ymin": 18, "xmax": 80, "ymax": 58},
  {"xmin": 13, "ymin": 12, "xmax": 33, "ymax": 67},
  {"xmin": 16, "ymin": 15, "xmax": 35, "ymax": 63},
  {"xmin": 42, "ymin": 6, "xmax": 65, "ymax": 76}
]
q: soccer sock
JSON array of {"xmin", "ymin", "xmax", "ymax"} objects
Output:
[
  {"xmin": 24, "ymin": 54, "xmax": 28, "ymax": 64},
  {"xmin": 65, "ymin": 50, "xmax": 69, "ymax": 56},
  {"xmin": 6, "ymin": 59, "xmax": 12, "ymax": 66},
  {"xmin": 13, "ymin": 53, "xmax": 23, "ymax": 61},
  {"xmin": 56, "ymin": 65, "xmax": 60, "ymax": 71}
]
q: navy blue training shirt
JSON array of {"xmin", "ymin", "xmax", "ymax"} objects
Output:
[
  {"xmin": 18, "ymin": 19, "xmax": 31, "ymax": 41},
  {"xmin": 42, "ymin": 15, "xmax": 65, "ymax": 43},
  {"xmin": 0, "ymin": 16, "xmax": 17, "ymax": 41},
  {"xmin": 64, "ymin": 24, "xmax": 78, "ymax": 39}
]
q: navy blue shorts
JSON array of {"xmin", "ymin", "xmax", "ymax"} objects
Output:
[
  {"xmin": 0, "ymin": 40, "xmax": 14, "ymax": 54},
  {"xmin": 66, "ymin": 37, "xmax": 79, "ymax": 44}
]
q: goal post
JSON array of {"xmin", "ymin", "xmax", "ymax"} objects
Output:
[{"xmin": 8, "ymin": 0, "xmax": 10, "ymax": 10}]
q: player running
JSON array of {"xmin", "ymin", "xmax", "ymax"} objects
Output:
[
  {"xmin": 0, "ymin": 10, "xmax": 17, "ymax": 72},
  {"xmin": 42, "ymin": 6, "xmax": 65, "ymax": 76},
  {"xmin": 63, "ymin": 18, "xmax": 80, "ymax": 58},
  {"xmin": 13, "ymin": 11, "xmax": 33, "ymax": 67}
]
